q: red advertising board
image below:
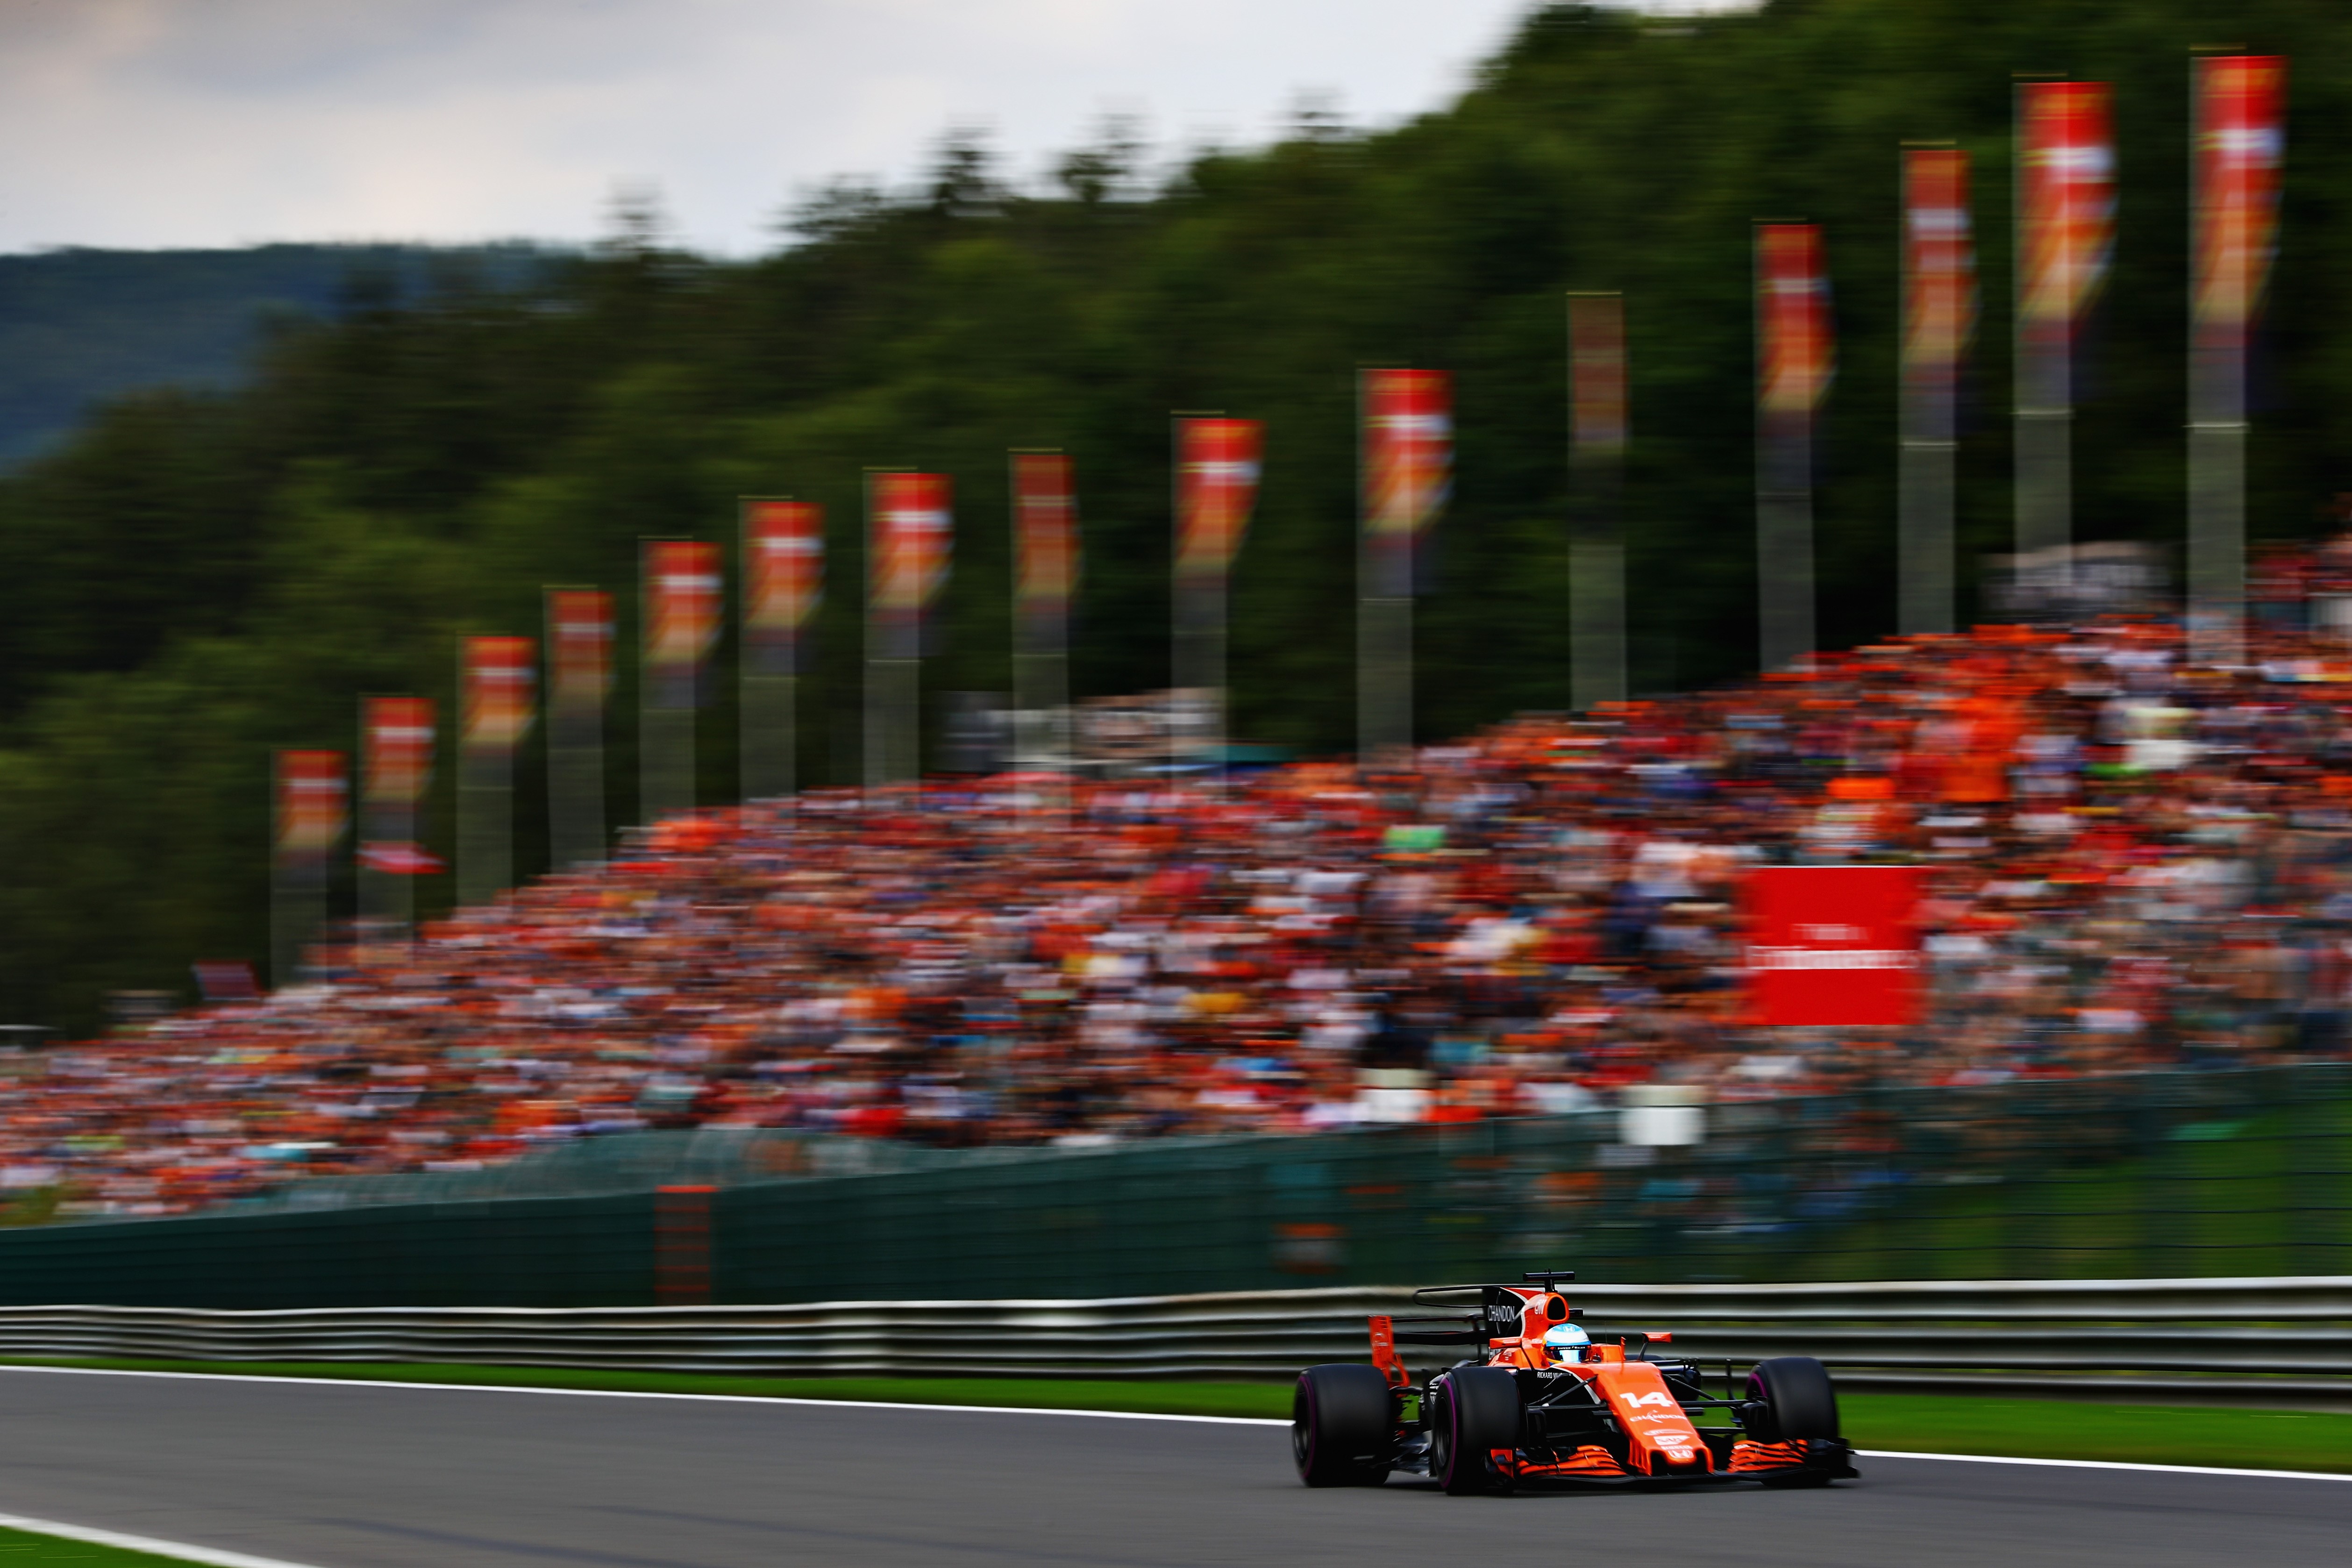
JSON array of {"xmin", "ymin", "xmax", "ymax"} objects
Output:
[{"xmin": 1745, "ymin": 865, "xmax": 1924, "ymax": 1027}]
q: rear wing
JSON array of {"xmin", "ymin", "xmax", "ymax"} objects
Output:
[{"xmin": 1368, "ymin": 1278, "xmax": 1587, "ymax": 1382}]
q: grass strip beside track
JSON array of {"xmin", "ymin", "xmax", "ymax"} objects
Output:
[
  {"xmin": 0, "ymin": 1524, "xmax": 247, "ymax": 1568},
  {"xmin": 5, "ymin": 1358, "xmax": 2350, "ymax": 1474}
]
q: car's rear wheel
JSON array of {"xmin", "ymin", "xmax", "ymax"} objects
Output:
[
  {"xmin": 1743, "ymin": 1356, "xmax": 1839, "ymax": 1443},
  {"xmin": 1292, "ymin": 1364, "xmax": 1394, "ymax": 1487},
  {"xmin": 1430, "ymin": 1367, "xmax": 1520, "ymax": 1496}
]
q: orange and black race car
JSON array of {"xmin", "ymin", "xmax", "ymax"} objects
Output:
[{"xmin": 1292, "ymin": 1269, "xmax": 1857, "ymax": 1493}]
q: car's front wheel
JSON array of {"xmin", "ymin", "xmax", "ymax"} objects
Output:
[
  {"xmin": 1429, "ymin": 1367, "xmax": 1520, "ymax": 1496},
  {"xmin": 1744, "ymin": 1355, "xmax": 1842, "ymax": 1487},
  {"xmin": 1743, "ymin": 1356, "xmax": 1840, "ymax": 1443}
]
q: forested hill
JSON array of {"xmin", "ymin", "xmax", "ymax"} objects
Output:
[
  {"xmin": 0, "ymin": 244, "xmax": 557, "ymax": 467},
  {"xmin": 4, "ymin": 0, "xmax": 2351, "ymax": 1031}
]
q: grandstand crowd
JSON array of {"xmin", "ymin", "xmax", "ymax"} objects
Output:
[{"xmin": 13, "ymin": 535, "xmax": 2352, "ymax": 1217}]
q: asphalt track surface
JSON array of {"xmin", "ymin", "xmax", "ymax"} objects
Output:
[{"xmin": 1, "ymin": 1370, "xmax": 2348, "ymax": 1568}]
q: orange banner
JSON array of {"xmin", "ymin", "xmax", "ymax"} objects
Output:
[
  {"xmin": 870, "ymin": 473, "xmax": 952, "ymax": 658},
  {"xmin": 363, "ymin": 697, "xmax": 434, "ymax": 808},
  {"xmin": 546, "ymin": 589, "xmax": 613, "ymax": 715},
  {"xmin": 1174, "ymin": 419, "xmax": 1262, "ymax": 584},
  {"xmin": 1758, "ymin": 224, "xmax": 1834, "ymax": 422},
  {"xmin": 2193, "ymin": 55, "xmax": 2286, "ymax": 356},
  {"xmin": 743, "ymin": 499, "xmax": 823, "ymax": 677},
  {"xmin": 274, "ymin": 750, "xmax": 346, "ymax": 860},
  {"xmin": 1363, "ymin": 369, "xmax": 1450, "ymax": 597},
  {"xmin": 1013, "ymin": 454, "xmax": 1078, "ymax": 639},
  {"xmin": 644, "ymin": 541, "xmax": 722, "ymax": 708},
  {"xmin": 462, "ymin": 636, "xmax": 536, "ymax": 756},
  {"xmin": 2017, "ymin": 81, "xmax": 2114, "ymax": 350},
  {"xmin": 1569, "ymin": 297, "xmax": 1627, "ymax": 456},
  {"xmin": 1903, "ymin": 149, "xmax": 1975, "ymax": 434}
]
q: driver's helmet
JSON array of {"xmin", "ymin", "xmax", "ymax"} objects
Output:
[{"xmin": 1540, "ymin": 1322, "xmax": 1591, "ymax": 1365}]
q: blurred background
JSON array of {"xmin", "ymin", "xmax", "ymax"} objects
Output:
[{"xmin": 0, "ymin": 0, "xmax": 2349, "ymax": 1305}]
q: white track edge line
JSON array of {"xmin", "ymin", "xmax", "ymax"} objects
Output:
[
  {"xmin": 0, "ymin": 1508, "xmax": 328, "ymax": 1568},
  {"xmin": 0, "ymin": 1363, "xmax": 1289, "ymax": 1425},
  {"xmin": 1855, "ymin": 1448, "xmax": 2352, "ymax": 1482},
  {"xmin": 5, "ymin": 1367, "xmax": 2348, "ymax": 1479}
]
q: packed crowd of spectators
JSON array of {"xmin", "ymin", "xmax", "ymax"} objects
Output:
[{"xmin": 15, "ymin": 538, "xmax": 2352, "ymax": 1218}]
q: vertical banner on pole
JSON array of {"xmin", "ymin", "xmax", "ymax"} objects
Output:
[
  {"xmin": 641, "ymin": 540, "xmax": 721, "ymax": 827},
  {"xmin": 741, "ymin": 499, "xmax": 823, "ymax": 801},
  {"xmin": 271, "ymin": 749, "xmax": 345, "ymax": 988},
  {"xmin": 358, "ymin": 696, "xmax": 437, "ymax": 951},
  {"xmin": 865, "ymin": 473, "xmax": 952, "ymax": 792},
  {"xmin": 1568, "ymin": 294, "xmax": 1628, "ymax": 710},
  {"xmin": 2014, "ymin": 80, "xmax": 2113, "ymax": 597},
  {"xmin": 457, "ymin": 635, "xmax": 535, "ymax": 908},
  {"xmin": 1173, "ymin": 420, "xmax": 1261, "ymax": 780},
  {"xmin": 545, "ymin": 588, "xmax": 612, "ymax": 870},
  {"xmin": 1359, "ymin": 368, "xmax": 1450, "ymax": 764},
  {"xmin": 1756, "ymin": 222, "xmax": 1833, "ymax": 671},
  {"xmin": 1900, "ymin": 148, "xmax": 1975, "ymax": 636},
  {"xmin": 1012, "ymin": 453, "xmax": 1078, "ymax": 798},
  {"xmin": 2189, "ymin": 55, "xmax": 2285, "ymax": 667}
]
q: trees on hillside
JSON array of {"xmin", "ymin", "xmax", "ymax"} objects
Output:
[{"xmin": 3, "ymin": 0, "xmax": 2349, "ymax": 1029}]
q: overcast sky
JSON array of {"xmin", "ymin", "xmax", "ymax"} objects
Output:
[{"xmin": 0, "ymin": 0, "xmax": 1580, "ymax": 256}]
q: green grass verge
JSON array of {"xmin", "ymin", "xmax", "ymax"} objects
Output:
[
  {"xmin": 1839, "ymin": 1393, "xmax": 2352, "ymax": 1474},
  {"xmin": 0, "ymin": 1524, "xmax": 216, "ymax": 1566},
  {"xmin": 6, "ymin": 1358, "xmax": 2350, "ymax": 1474}
]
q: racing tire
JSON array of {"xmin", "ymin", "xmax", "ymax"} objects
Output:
[
  {"xmin": 1430, "ymin": 1367, "xmax": 1521, "ymax": 1496},
  {"xmin": 1743, "ymin": 1356, "xmax": 1840, "ymax": 1444},
  {"xmin": 1292, "ymin": 1364, "xmax": 1394, "ymax": 1487}
]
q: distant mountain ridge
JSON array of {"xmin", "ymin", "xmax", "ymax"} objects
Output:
[{"xmin": 0, "ymin": 242, "xmax": 564, "ymax": 467}]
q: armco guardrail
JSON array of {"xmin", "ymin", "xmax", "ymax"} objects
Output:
[{"xmin": 1, "ymin": 1277, "xmax": 2347, "ymax": 1406}]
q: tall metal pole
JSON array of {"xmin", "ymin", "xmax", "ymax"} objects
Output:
[
  {"xmin": 544, "ymin": 588, "xmax": 611, "ymax": 870},
  {"xmin": 2188, "ymin": 54, "xmax": 2286, "ymax": 668},
  {"xmin": 2013, "ymin": 80, "xmax": 2113, "ymax": 614},
  {"xmin": 270, "ymin": 749, "xmax": 344, "ymax": 988},
  {"xmin": 641, "ymin": 539, "xmax": 716, "ymax": 827},
  {"xmin": 1756, "ymin": 223, "xmax": 1828, "ymax": 672},
  {"xmin": 1012, "ymin": 452, "xmax": 1074, "ymax": 817},
  {"xmin": 1359, "ymin": 370, "xmax": 1447, "ymax": 765},
  {"xmin": 1900, "ymin": 146, "xmax": 1972, "ymax": 636},
  {"xmin": 1568, "ymin": 292, "xmax": 1628, "ymax": 709},
  {"xmin": 741, "ymin": 498, "xmax": 821, "ymax": 803},
  {"xmin": 866, "ymin": 472, "xmax": 948, "ymax": 796},
  {"xmin": 456, "ymin": 635, "xmax": 532, "ymax": 907}
]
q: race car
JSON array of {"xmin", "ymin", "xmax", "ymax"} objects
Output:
[{"xmin": 1291, "ymin": 1269, "xmax": 1857, "ymax": 1492}]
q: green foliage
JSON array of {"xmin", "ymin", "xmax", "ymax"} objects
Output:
[
  {"xmin": 0, "ymin": 242, "xmax": 556, "ymax": 466},
  {"xmin": 5, "ymin": 0, "xmax": 2352, "ymax": 1028}
]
